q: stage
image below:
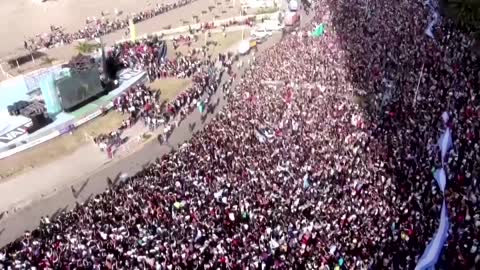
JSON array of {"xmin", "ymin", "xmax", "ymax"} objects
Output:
[{"xmin": 0, "ymin": 69, "xmax": 147, "ymax": 156}]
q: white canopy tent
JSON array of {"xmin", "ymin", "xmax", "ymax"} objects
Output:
[{"xmin": 238, "ymin": 40, "xmax": 251, "ymax": 55}]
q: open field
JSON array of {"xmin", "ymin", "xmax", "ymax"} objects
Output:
[
  {"xmin": 0, "ymin": 0, "xmax": 163, "ymax": 56},
  {"xmin": 150, "ymin": 78, "xmax": 192, "ymax": 101},
  {"xmin": 0, "ymin": 0, "xmax": 243, "ymax": 58}
]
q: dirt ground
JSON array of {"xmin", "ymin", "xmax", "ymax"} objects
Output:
[
  {"xmin": 149, "ymin": 78, "xmax": 192, "ymax": 101},
  {"xmin": 0, "ymin": 0, "xmax": 247, "ymax": 79},
  {"xmin": 0, "ymin": 0, "xmax": 243, "ymax": 58},
  {"xmin": 0, "ymin": 111, "xmax": 127, "ymax": 180},
  {"xmin": 0, "ymin": 0, "xmax": 171, "ymax": 56}
]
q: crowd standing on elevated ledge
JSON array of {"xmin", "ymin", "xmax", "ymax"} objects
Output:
[{"xmin": 2, "ymin": 0, "xmax": 480, "ymax": 269}]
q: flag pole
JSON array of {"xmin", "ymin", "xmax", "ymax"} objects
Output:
[{"xmin": 413, "ymin": 62, "xmax": 425, "ymax": 110}]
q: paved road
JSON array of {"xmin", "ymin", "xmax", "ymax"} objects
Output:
[{"xmin": 0, "ymin": 35, "xmax": 281, "ymax": 247}]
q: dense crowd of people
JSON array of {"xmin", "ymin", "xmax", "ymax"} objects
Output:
[
  {"xmin": 24, "ymin": 0, "xmax": 197, "ymax": 51},
  {"xmin": 112, "ymin": 38, "xmax": 209, "ymax": 82},
  {"xmin": 2, "ymin": 0, "xmax": 480, "ymax": 269},
  {"xmin": 93, "ymin": 131, "xmax": 123, "ymax": 152},
  {"xmin": 113, "ymin": 84, "xmax": 160, "ymax": 121},
  {"xmin": 99, "ymin": 41, "xmax": 225, "ymax": 153}
]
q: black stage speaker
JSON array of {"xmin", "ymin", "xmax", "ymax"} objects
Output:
[{"xmin": 26, "ymin": 113, "xmax": 51, "ymax": 134}]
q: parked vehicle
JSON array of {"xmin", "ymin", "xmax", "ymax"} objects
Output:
[{"xmin": 251, "ymin": 28, "xmax": 273, "ymax": 39}]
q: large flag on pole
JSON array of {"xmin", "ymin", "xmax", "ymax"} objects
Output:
[
  {"xmin": 129, "ymin": 19, "xmax": 137, "ymax": 42},
  {"xmin": 100, "ymin": 37, "xmax": 108, "ymax": 77},
  {"xmin": 100, "ymin": 38, "xmax": 105, "ymax": 60},
  {"xmin": 311, "ymin": 24, "xmax": 325, "ymax": 37}
]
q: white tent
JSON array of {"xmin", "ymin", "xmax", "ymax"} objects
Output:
[
  {"xmin": 288, "ymin": 0, "xmax": 299, "ymax": 11},
  {"xmin": 238, "ymin": 40, "xmax": 251, "ymax": 55}
]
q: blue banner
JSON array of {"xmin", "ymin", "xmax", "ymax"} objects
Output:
[{"xmin": 415, "ymin": 200, "xmax": 449, "ymax": 270}]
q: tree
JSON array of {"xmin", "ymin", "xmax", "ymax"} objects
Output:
[
  {"xmin": 75, "ymin": 42, "xmax": 100, "ymax": 55},
  {"xmin": 41, "ymin": 56, "xmax": 56, "ymax": 66}
]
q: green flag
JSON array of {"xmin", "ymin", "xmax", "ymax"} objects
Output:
[
  {"xmin": 312, "ymin": 24, "xmax": 325, "ymax": 37},
  {"xmin": 198, "ymin": 101, "xmax": 205, "ymax": 113}
]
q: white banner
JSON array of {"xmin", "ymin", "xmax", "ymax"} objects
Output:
[
  {"xmin": 439, "ymin": 128, "xmax": 452, "ymax": 165},
  {"xmin": 416, "ymin": 112, "xmax": 453, "ymax": 269},
  {"xmin": 415, "ymin": 200, "xmax": 450, "ymax": 270},
  {"xmin": 433, "ymin": 168, "xmax": 446, "ymax": 193}
]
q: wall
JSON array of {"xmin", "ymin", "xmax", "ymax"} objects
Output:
[
  {"xmin": 0, "ymin": 76, "xmax": 29, "ymax": 109},
  {"xmin": 39, "ymin": 72, "xmax": 63, "ymax": 114}
]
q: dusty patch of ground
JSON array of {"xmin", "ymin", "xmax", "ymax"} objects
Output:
[
  {"xmin": 149, "ymin": 78, "xmax": 192, "ymax": 101},
  {"xmin": 0, "ymin": 111, "xmax": 126, "ymax": 180}
]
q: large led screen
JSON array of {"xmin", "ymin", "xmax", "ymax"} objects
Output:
[{"xmin": 56, "ymin": 69, "xmax": 103, "ymax": 112}]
